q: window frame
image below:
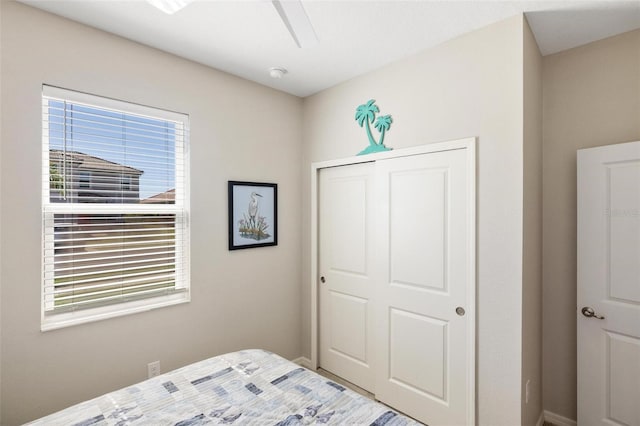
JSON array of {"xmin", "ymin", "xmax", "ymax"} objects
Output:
[{"xmin": 41, "ymin": 85, "xmax": 190, "ymax": 331}]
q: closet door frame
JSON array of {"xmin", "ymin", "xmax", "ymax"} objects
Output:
[{"xmin": 310, "ymin": 138, "xmax": 476, "ymax": 409}]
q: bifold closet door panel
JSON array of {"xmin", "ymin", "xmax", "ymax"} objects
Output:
[{"xmin": 318, "ymin": 162, "xmax": 376, "ymax": 392}]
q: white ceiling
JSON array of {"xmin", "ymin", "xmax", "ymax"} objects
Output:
[{"xmin": 18, "ymin": 0, "xmax": 640, "ymax": 97}]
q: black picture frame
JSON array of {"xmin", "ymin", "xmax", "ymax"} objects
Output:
[{"xmin": 228, "ymin": 181, "xmax": 278, "ymax": 250}]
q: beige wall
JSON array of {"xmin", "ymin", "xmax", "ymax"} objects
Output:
[
  {"xmin": 0, "ymin": 0, "xmax": 3, "ymax": 421},
  {"xmin": 542, "ymin": 29, "xmax": 640, "ymax": 420},
  {"xmin": 302, "ymin": 15, "xmax": 528, "ymax": 425},
  {"xmin": 0, "ymin": 2, "xmax": 303, "ymax": 424},
  {"xmin": 522, "ymin": 18, "xmax": 543, "ymax": 426},
  {"xmin": 6, "ymin": 2, "xmax": 635, "ymax": 423}
]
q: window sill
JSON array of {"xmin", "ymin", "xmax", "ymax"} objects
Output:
[{"xmin": 41, "ymin": 291, "xmax": 190, "ymax": 331}]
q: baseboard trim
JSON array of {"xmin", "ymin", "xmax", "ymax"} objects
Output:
[
  {"xmin": 536, "ymin": 410, "xmax": 544, "ymax": 426},
  {"xmin": 544, "ymin": 410, "xmax": 577, "ymax": 426},
  {"xmin": 291, "ymin": 356, "xmax": 312, "ymax": 369}
]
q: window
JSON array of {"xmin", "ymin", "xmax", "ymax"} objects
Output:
[
  {"xmin": 78, "ymin": 171, "xmax": 91, "ymax": 189},
  {"xmin": 121, "ymin": 176, "xmax": 132, "ymax": 192},
  {"xmin": 42, "ymin": 85, "xmax": 190, "ymax": 330}
]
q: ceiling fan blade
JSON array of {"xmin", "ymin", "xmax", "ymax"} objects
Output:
[
  {"xmin": 272, "ymin": 0, "xmax": 319, "ymax": 48},
  {"xmin": 146, "ymin": 0, "xmax": 194, "ymax": 15}
]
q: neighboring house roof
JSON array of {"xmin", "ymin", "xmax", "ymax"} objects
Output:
[
  {"xmin": 141, "ymin": 189, "xmax": 175, "ymax": 204},
  {"xmin": 50, "ymin": 149, "xmax": 144, "ymax": 175}
]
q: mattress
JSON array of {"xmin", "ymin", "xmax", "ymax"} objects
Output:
[{"xmin": 28, "ymin": 349, "xmax": 420, "ymax": 425}]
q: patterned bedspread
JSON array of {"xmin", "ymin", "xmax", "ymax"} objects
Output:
[{"xmin": 28, "ymin": 349, "xmax": 421, "ymax": 425}]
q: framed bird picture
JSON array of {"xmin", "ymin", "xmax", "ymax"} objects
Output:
[{"xmin": 228, "ymin": 181, "xmax": 278, "ymax": 250}]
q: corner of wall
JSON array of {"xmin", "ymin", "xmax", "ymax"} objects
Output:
[
  {"xmin": 1, "ymin": 2, "xmax": 304, "ymax": 422},
  {"xmin": 542, "ymin": 27, "xmax": 640, "ymax": 423},
  {"xmin": 0, "ymin": 0, "xmax": 4, "ymax": 420},
  {"xmin": 522, "ymin": 14, "xmax": 544, "ymax": 426},
  {"xmin": 304, "ymin": 14, "xmax": 530, "ymax": 425}
]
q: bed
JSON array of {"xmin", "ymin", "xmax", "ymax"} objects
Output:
[{"xmin": 28, "ymin": 349, "xmax": 420, "ymax": 425}]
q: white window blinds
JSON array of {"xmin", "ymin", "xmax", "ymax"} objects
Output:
[{"xmin": 42, "ymin": 86, "xmax": 190, "ymax": 330}]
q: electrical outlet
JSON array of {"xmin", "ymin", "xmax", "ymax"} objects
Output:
[
  {"xmin": 525, "ymin": 379, "xmax": 530, "ymax": 404},
  {"xmin": 148, "ymin": 361, "xmax": 161, "ymax": 378}
]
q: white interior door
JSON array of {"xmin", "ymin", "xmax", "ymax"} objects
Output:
[
  {"xmin": 374, "ymin": 149, "xmax": 474, "ymax": 425},
  {"xmin": 319, "ymin": 162, "xmax": 376, "ymax": 392},
  {"xmin": 577, "ymin": 141, "xmax": 640, "ymax": 426}
]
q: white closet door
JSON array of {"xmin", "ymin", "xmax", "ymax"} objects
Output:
[
  {"xmin": 374, "ymin": 149, "xmax": 473, "ymax": 425},
  {"xmin": 319, "ymin": 162, "xmax": 376, "ymax": 391}
]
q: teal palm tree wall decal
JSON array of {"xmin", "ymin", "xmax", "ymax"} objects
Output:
[
  {"xmin": 355, "ymin": 99, "xmax": 379, "ymax": 146},
  {"xmin": 374, "ymin": 114, "xmax": 392, "ymax": 145},
  {"xmin": 355, "ymin": 99, "xmax": 393, "ymax": 155}
]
